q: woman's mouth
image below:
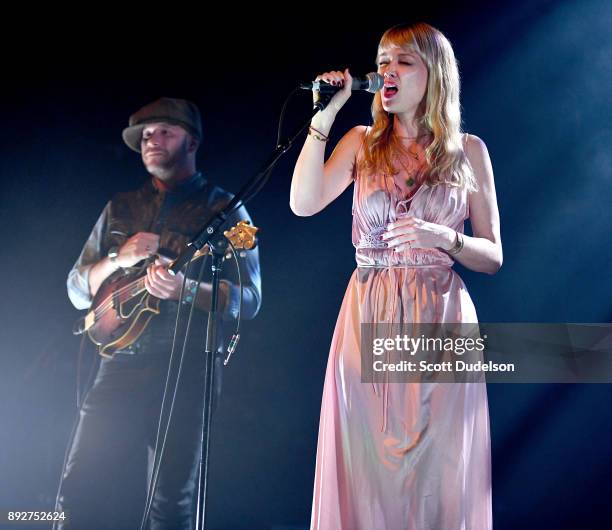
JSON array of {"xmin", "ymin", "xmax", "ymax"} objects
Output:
[{"xmin": 383, "ymin": 85, "xmax": 399, "ymax": 100}]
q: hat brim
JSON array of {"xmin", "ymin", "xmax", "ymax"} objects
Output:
[
  {"xmin": 122, "ymin": 124, "xmax": 146, "ymax": 153},
  {"xmin": 122, "ymin": 118, "xmax": 201, "ymax": 153}
]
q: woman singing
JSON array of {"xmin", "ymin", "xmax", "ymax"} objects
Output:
[{"xmin": 290, "ymin": 22, "xmax": 501, "ymax": 530}]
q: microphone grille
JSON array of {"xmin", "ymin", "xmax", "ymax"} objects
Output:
[{"xmin": 366, "ymin": 72, "xmax": 384, "ymax": 93}]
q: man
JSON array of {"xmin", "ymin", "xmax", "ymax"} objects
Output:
[{"xmin": 55, "ymin": 98, "xmax": 262, "ymax": 529}]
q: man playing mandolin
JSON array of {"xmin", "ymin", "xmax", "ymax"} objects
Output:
[{"xmin": 55, "ymin": 98, "xmax": 262, "ymax": 529}]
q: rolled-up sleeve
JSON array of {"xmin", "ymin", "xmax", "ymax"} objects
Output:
[{"xmin": 67, "ymin": 202, "xmax": 111, "ymax": 310}]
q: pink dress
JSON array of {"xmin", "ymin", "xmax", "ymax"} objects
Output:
[{"xmin": 310, "ymin": 141, "xmax": 493, "ymax": 530}]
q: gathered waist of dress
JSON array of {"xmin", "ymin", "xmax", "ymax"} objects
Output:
[
  {"xmin": 355, "ymin": 247, "xmax": 454, "ymax": 269},
  {"xmin": 354, "ymin": 224, "xmax": 457, "ymax": 269},
  {"xmin": 358, "ymin": 263, "xmax": 451, "ymax": 269}
]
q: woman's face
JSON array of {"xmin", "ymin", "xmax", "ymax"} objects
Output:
[{"xmin": 377, "ymin": 45, "xmax": 429, "ymax": 115}]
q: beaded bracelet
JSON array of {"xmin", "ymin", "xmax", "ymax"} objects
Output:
[
  {"xmin": 182, "ymin": 279, "xmax": 198, "ymax": 305},
  {"xmin": 308, "ymin": 125, "xmax": 329, "ymax": 142}
]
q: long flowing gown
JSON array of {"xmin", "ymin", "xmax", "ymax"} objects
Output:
[{"xmin": 310, "ymin": 139, "xmax": 493, "ymax": 530}]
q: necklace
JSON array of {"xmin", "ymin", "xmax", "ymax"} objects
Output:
[
  {"xmin": 400, "ymin": 164, "xmax": 421, "ymax": 188},
  {"xmin": 396, "ymin": 133, "xmax": 430, "ymax": 140},
  {"xmin": 391, "ymin": 130, "xmax": 430, "ymax": 188},
  {"xmin": 396, "ymin": 142, "xmax": 423, "ymax": 188}
]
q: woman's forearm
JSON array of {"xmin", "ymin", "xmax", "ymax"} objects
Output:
[
  {"xmin": 450, "ymin": 233, "xmax": 503, "ymax": 275},
  {"xmin": 290, "ymin": 118, "xmax": 334, "ymax": 216}
]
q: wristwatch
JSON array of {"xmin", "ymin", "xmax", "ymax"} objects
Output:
[{"xmin": 107, "ymin": 246, "xmax": 120, "ymax": 265}]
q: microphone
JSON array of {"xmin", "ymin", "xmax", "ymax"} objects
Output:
[{"xmin": 300, "ymin": 72, "xmax": 383, "ymax": 94}]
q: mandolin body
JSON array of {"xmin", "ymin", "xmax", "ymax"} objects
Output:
[{"xmin": 86, "ymin": 269, "xmax": 160, "ymax": 358}]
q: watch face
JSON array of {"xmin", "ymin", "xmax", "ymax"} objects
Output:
[{"xmin": 108, "ymin": 246, "xmax": 119, "ymax": 259}]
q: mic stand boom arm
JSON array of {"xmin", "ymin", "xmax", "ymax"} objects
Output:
[{"xmin": 169, "ymin": 93, "xmax": 332, "ymax": 276}]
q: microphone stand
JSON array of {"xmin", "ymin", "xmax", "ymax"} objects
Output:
[
  {"xmin": 165, "ymin": 94, "xmax": 333, "ymax": 530},
  {"xmin": 194, "ymin": 248, "xmax": 223, "ymax": 530}
]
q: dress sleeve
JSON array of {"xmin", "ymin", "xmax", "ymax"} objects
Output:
[{"xmin": 66, "ymin": 202, "xmax": 111, "ymax": 310}]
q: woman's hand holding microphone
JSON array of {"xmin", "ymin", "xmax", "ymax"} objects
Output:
[{"xmin": 310, "ymin": 68, "xmax": 353, "ymax": 135}]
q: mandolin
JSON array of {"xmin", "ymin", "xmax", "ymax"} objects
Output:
[{"xmin": 75, "ymin": 220, "xmax": 258, "ymax": 358}]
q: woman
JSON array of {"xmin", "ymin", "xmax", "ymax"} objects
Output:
[{"xmin": 290, "ymin": 22, "xmax": 501, "ymax": 530}]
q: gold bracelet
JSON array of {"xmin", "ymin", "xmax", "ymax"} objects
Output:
[
  {"xmin": 308, "ymin": 125, "xmax": 329, "ymax": 142},
  {"xmin": 447, "ymin": 231, "xmax": 464, "ymax": 255}
]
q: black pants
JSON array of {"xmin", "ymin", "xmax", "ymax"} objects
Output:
[{"xmin": 55, "ymin": 336, "xmax": 221, "ymax": 530}]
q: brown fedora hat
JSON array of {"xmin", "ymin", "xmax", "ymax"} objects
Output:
[{"xmin": 122, "ymin": 97, "xmax": 202, "ymax": 152}]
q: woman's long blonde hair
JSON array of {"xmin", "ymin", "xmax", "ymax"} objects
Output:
[{"xmin": 359, "ymin": 22, "xmax": 477, "ymax": 192}]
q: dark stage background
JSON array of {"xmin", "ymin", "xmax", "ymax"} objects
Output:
[{"xmin": 2, "ymin": 1, "xmax": 612, "ymax": 528}]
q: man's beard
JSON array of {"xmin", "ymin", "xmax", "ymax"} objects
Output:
[{"xmin": 146, "ymin": 140, "xmax": 190, "ymax": 179}]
